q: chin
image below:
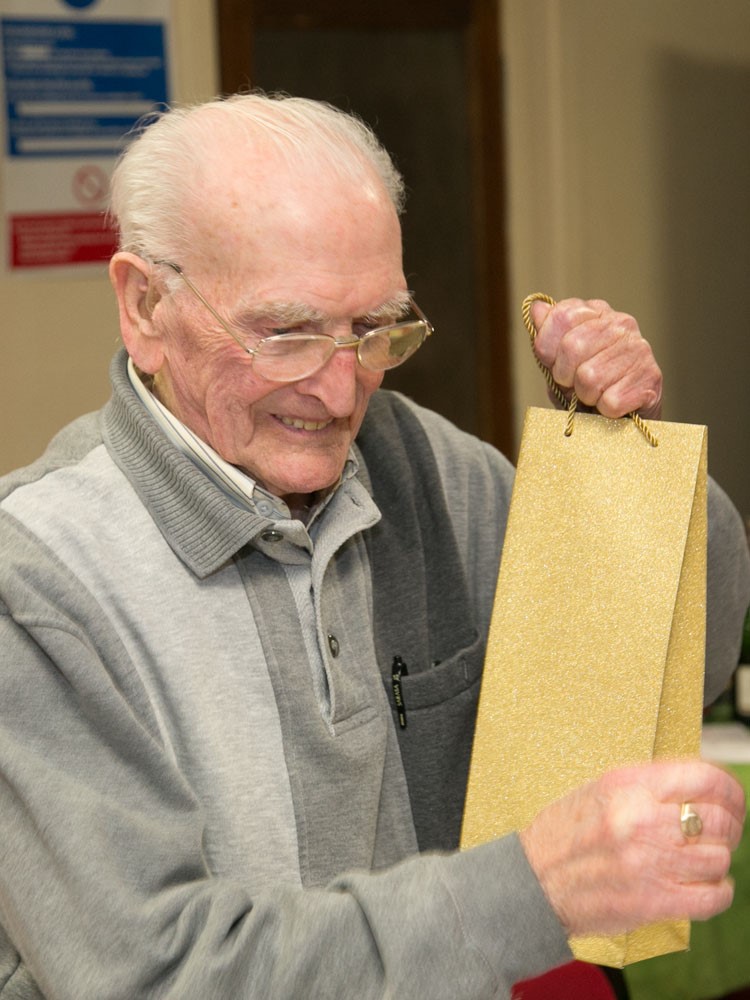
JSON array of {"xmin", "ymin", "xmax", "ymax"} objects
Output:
[{"xmin": 274, "ymin": 464, "xmax": 343, "ymax": 495}]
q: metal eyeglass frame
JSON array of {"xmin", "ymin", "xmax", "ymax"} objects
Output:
[{"xmin": 151, "ymin": 259, "xmax": 433, "ymax": 383}]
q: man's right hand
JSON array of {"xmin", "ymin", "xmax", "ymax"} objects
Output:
[{"xmin": 519, "ymin": 759, "xmax": 746, "ymax": 936}]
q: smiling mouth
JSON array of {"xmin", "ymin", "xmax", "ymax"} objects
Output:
[{"xmin": 278, "ymin": 415, "xmax": 334, "ymax": 432}]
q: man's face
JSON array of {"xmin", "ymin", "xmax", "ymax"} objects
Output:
[{"xmin": 149, "ymin": 158, "xmax": 406, "ymax": 508}]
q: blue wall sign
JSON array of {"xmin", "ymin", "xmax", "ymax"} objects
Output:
[{"xmin": 2, "ymin": 17, "xmax": 169, "ymax": 158}]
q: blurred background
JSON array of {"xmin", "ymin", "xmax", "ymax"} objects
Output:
[
  {"xmin": 1, "ymin": 4, "xmax": 749, "ymax": 998},
  {"xmin": 1, "ymin": 0, "xmax": 748, "ymax": 525}
]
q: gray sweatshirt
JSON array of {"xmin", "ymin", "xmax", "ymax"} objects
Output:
[{"xmin": 0, "ymin": 350, "xmax": 747, "ymax": 999}]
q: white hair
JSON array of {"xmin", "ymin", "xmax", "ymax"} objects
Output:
[{"xmin": 109, "ymin": 91, "xmax": 406, "ymax": 262}]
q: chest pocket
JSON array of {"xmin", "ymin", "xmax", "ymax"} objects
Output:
[{"xmin": 358, "ymin": 393, "xmax": 485, "ymax": 852}]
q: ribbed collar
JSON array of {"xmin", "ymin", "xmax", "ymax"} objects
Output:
[{"xmin": 101, "ymin": 350, "xmax": 315, "ymax": 577}]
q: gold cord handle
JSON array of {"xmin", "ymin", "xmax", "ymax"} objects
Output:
[{"xmin": 522, "ymin": 292, "xmax": 658, "ymax": 447}]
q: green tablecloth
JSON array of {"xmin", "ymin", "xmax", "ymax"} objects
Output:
[{"xmin": 625, "ymin": 763, "xmax": 750, "ymax": 1000}]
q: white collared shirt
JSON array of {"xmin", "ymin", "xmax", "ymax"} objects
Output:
[{"xmin": 126, "ymin": 356, "xmax": 352, "ymax": 524}]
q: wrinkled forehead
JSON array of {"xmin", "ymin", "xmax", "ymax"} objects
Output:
[
  {"xmin": 182, "ymin": 135, "xmax": 402, "ymax": 279},
  {"xmin": 188, "ymin": 112, "xmax": 389, "ymax": 213}
]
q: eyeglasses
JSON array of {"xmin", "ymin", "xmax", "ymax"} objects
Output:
[{"xmin": 152, "ymin": 259, "xmax": 433, "ymax": 383}]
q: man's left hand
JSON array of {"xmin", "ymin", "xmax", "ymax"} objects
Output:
[{"xmin": 530, "ymin": 298, "xmax": 663, "ymax": 420}]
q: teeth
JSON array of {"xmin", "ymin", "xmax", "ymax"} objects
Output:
[{"xmin": 279, "ymin": 415, "xmax": 332, "ymax": 431}]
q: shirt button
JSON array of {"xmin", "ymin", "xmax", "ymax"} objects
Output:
[
  {"xmin": 260, "ymin": 529, "xmax": 283, "ymax": 543},
  {"xmin": 327, "ymin": 633, "xmax": 340, "ymax": 657},
  {"xmin": 256, "ymin": 501, "xmax": 273, "ymax": 516}
]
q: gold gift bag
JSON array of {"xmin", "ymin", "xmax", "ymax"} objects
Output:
[{"xmin": 460, "ymin": 320, "xmax": 707, "ymax": 967}]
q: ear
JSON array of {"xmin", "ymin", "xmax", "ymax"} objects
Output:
[{"xmin": 109, "ymin": 252, "xmax": 166, "ymax": 374}]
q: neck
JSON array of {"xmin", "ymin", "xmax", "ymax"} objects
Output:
[{"xmin": 285, "ymin": 493, "xmax": 316, "ymax": 523}]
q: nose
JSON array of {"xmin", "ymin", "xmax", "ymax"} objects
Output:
[{"xmin": 294, "ymin": 339, "xmax": 361, "ymax": 416}]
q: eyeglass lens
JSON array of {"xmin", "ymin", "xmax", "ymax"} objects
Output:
[
  {"xmin": 153, "ymin": 259, "xmax": 430, "ymax": 383},
  {"xmin": 252, "ymin": 322, "xmax": 427, "ymax": 382}
]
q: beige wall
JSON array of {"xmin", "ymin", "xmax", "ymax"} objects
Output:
[
  {"xmin": 0, "ymin": 0, "xmax": 219, "ymax": 475},
  {"xmin": 502, "ymin": 0, "xmax": 750, "ymax": 517}
]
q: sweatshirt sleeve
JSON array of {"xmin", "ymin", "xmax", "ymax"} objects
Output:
[
  {"xmin": 705, "ymin": 477, "xmax": 750, "ymax": 704},
  {"xmin": 0, "ymin": 519, "xmax": 570, "ymax": 1000}
]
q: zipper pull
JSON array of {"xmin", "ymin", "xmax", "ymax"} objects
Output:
[{"xmin": 391, "ymin": 655, "xmax": 409, "ymax": 729}]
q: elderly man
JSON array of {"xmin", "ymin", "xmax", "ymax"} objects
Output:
[{"xmin": 0, "ymin": 93, "xmax": 747, "ymax": 999}]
